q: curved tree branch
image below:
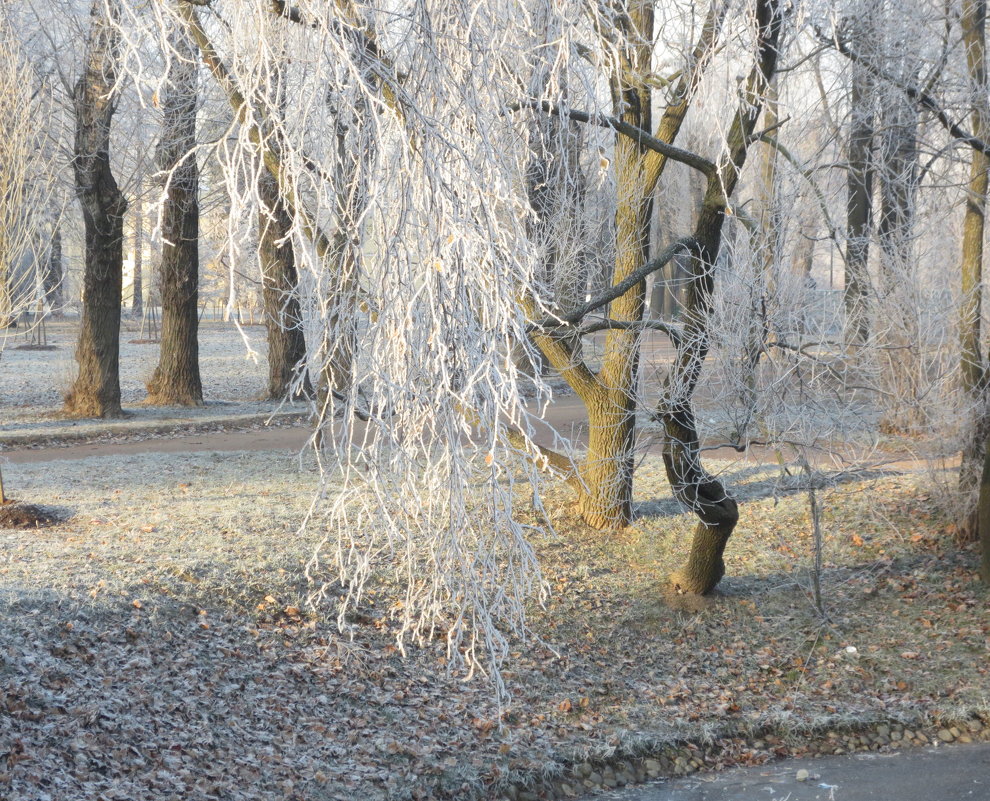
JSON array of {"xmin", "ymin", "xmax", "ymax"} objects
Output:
[
  {"xmin": 510, "ymin": 100, "xmax": 717, "ymax": 178},
  {"xmin": 527, "ymin": 236, "xmax": 698, "ymax": 332}
]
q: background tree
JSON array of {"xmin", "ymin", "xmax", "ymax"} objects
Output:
[
  {"xmin": 63, "ymin": 0, "xmax": 127, "ymax": 418},
  {"xmin": 259, "ymin": 169, "xmax": 311, "ymax": 400},
  {"xmin": 146, "ymin": 22, "xmax": 203, "ymax": 406}
]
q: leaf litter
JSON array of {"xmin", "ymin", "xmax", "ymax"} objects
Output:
[{"xmin": 0, "ymin": 447, "xmax": 987, "ymax": 800}]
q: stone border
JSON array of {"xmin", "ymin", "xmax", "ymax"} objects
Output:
[{"xmin": 494, "ymin": 710, "xmax": 990, "ymax": 800}]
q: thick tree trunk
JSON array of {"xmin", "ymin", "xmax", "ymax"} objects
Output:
[
  {"xmin": 146, "ymin": 29, "xmax": 203, "ymax": 406},
  {"xmin": 259, "ymin": 170, "xmax": 311, "ymax": 400},
  {"xmin": 64, "ymin": 1, "xmax": 126, "ymax": 419},
  {"xmin": 576, "ymin": 0, "xmax": 653, "ymax": 528}
]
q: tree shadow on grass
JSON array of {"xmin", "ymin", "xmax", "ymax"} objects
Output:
[{"xmin": 633, "ymin": 467, "xmax": 902, "ymax": 521}]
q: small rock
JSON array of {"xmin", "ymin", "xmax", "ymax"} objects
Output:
[
  {"xmin": 519, "ymin": 792, "xmax": 538, "ymax": 801},
  {"xmin": 587, "ymin": 772, "xmax": 603, "ymax": 787},
  {"xmin": 796, "ymin": 769, "xmax": 810, "ymax": 782},
  {"xmin": 876, "ymin": 724, "xmax": 890, "ymax": 738},
  {"xmin": 968, "ymin": 720, "xmax": 983, "ymax": 733}
]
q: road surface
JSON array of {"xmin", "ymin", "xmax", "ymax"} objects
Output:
[{"xmin": 593, "ymin": 743, "xmax": 990, "ymax": 800}]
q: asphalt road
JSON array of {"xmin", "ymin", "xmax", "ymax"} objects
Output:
[{"xmin": 593, "ymin": 743, "xmax": 990, "ymax": 800}]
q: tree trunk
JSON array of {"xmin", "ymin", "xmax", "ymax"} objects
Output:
[
  {"xmin": 132, "ymin": 177, "xmax": 143, "ymax": 318},
  {"xmin": 146, "ymin": 28, "xmax": 203, "ymax": 406},
  {"xmin": 655, "ymin": 0, "xmax": 782, "ymax": 594},
  {"xmin": 958, "ymin": 0, "xmax": 990, "ymax": 577},
  {"xmin": 844, "ymin": 19, "xmax": 876, "ymax": 347},
  {"xmin": 259, "ymin": 169, "xmax": 311, "ymax": 400},
  {"xmin": 876, "ymin": 68, "xmax": 922, "ymax": 433},
  {"xmin": 64, "ymin": 0, "xmax": 126, "ymax": 419},
  {"xmin": 43, "ymin": 225, "xmax": 63, "ymax": 316},
  {"xmin": 576, "ymin": 0, "xmax": 654, "ymax": 528}
]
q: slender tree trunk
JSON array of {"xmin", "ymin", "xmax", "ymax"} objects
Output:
[
  {"xmin": 132, "ymin": 177, "xmax": 143, "ymax": 318},
  {"xmin": 958, "ymin": 0, "xmax": 990, "ymax": 580},
  {"xmin": 259, "ymin": 169, "xmax": 311, "ymax": 399},
  {"xmin": 64, "ymin": 0, "xmax": 126, "ymax": 419},
  {"xmin": 876, "ymin": 71, "xmax": 922, "ymax": 432},
  {"xmin": 146, "ymin": 28, "xmax": 203, "ymax": 406},
  {"xmin": 741, "ymin": 75, "xmax": 780, "ymax": 424},
  {"xmin": 0, "ymin": 224, "xmax": 12, "ymax": 328},
  {"xmin": 844, "ymin": 18, "xmax": 876, "ymax": 346},
  {"xmin": 44, "ymin": 225, "xmax": 63, "ymax": 316}
]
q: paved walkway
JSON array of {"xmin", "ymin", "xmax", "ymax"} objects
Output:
[
  {"xmin": 0, "ymin": 395, "xmax": 943, "ymax": 473},
  {"xmin": 593, "ymin": 743, "xmax": 990, "ymax": 800}
]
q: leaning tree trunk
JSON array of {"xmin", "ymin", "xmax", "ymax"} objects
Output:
[
  {"xmin": 657, "ymin": 0, "xmax": 782, "ymax": 594},
  {"xmin": 64, "ymin": 0, "xmax": 126, "ymax": 419},
  {"xmin": 146, "ymin": 28, "xmax": 203, "ymax": 406},
  {"xmin": 259, "ymin": 169, "xmax": 311, "ymax": 400}
]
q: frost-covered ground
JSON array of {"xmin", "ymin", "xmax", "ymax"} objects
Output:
[
  {"xmin": 0, "ymin": 318, "xmax": 272, "ymax": 422},
  {"xmin": 1, "ymin": 448, "xmax": 987, "ymax": 801}
]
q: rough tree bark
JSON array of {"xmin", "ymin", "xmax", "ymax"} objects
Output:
[
  {"xmin": 573, "ymin": 1, "xmax": 654, "ymax": 529},
  {"xmin": 146, "ymin": 26, "xmax": 203, "ymax": 406},
  {"xmin": 259, "ymin": 169, "xmax": 311, "ymax": 400},
  {"xmin": 64, "ymin": 0, "xmax": 127, "ymax": 419}
]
